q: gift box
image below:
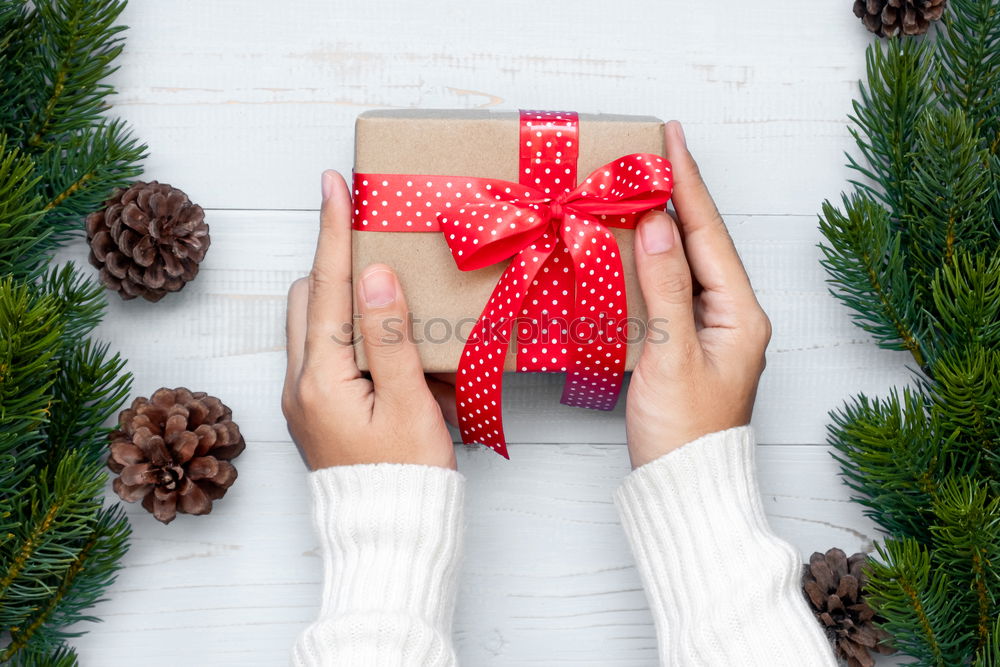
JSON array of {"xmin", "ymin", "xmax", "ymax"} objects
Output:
[{"xmin": 350, "ymin": 109, "xmax": 673, "ymax": 457}]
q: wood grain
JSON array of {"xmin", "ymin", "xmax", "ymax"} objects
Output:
[{"xmin": 105, "ymin": 0, "xmax": 871, "ymax": 215}]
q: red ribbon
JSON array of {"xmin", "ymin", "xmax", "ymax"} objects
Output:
[{"xmin": 353, "ymin": 110, "xmax": 673, "ymax": 458}]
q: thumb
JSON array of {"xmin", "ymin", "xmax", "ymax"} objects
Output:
[
  {"xmin": 634, "ymin": 211, "xmax": 699, "ymax": 364},
  {"xmin": 357, "ymin": 264, "xmax": 430, "ymax": 409}
]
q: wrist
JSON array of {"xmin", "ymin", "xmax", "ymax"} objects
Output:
[{"xmin": 626, "ymin": 420, "xmax": 752, "ymax": 469}]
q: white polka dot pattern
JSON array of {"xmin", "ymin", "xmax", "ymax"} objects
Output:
[{"xmin": 352, "ymin": 110, "xmax": 674, "ymax": 458}]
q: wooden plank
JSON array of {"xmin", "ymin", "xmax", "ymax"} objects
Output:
[
  {"xmin": 55, "ymin": 211, "xmax": 915, "ymax": 447},
  {"xmin": 69, "ymin": 442, "xmax": 897, "ymax": 666},
  {"xmin": 104, "ymin": 0, "xmax": 873, "ymax": 214}
]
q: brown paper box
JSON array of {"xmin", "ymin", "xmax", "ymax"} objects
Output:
[{"xmin": 352, "ymin": 109, "xmax": 665, "ymax": 372}]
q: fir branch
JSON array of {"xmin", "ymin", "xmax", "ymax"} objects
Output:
[
  {"xmin": 1, "ymin": 1, "xmax": 141, "ymax": 660},
  {"xmin": 44, "ymin": 337, "xmax": 131, "ymax": 470},
  {"xmin": 6, "ymin": 642, "xmax": 78, "ymax": 667},
  {"xmin": 0, "ymin": 4, "xmax": 39, "ymax": 142},
  {"xmin": 935, "ymin": 0, "xmax": 1000, "ymax": 152},
  {"xmin": 922, "ymin": 346, "xmax": 1000, "ymax": 467},
  {"xmin": 1, "ymin": 507, "xmax": 129, "ymax": 662},
  {"xmin": 0, "ymin": 278, "xmax": 64, "ymax": 448},
  {"xmin": 0, "ymin": 278, "xmax": 63, "ymax": 572},
  {"xmin": 818, "ymin": 193, "xmax": 928, "ymax": 367},
  {"xmin": 846, "ymin": 37, "xmax": 935, "ymax": 227},
  {"xmin": 929, "ymin": 476, "xmax": 1000, "ymax": 653},
  {"xmin": 867, "ymin": 538, "xmax": 972, "ymax": 666},
  {"xmin": 822, "ymin": 1, "xmax": 1000, "ymax": 662},
  {"xmin": 928, "ymin": 249, "xmax": 1000, "ymax": 352},
  {"xmin": 0, "ymin": 137, "xmax": 48, "ymax": 278},
  {"xmin": 0, "ymin": 451, "xmax": 108, "ymax": 637},
  {"xmin": 904, "ymin": 107, "xmax": 995, "ymax": 297},
  {"xmin": 39, "ymin": 264, "xmax": 106, "ymax": 344},
  {"xmin": 974, "ymin": 616, "xmax": 1000, "ymax": 667},
  {"xmin": 828, "ymin": 388, "xmax": 951, "ymax": 540},
  {"xmin": 23, "ymin": 0, "xmax": 128, "ymax": 150},
  {"xmin": 34, "ymin": 118, "xmax": 146, "ymax": 240}
]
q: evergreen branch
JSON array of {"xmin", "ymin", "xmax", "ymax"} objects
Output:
[
  {"xmin": 0, "ymin": 452, "xmax": 107, "ymax": 637},
  {"xmin": 0, "ymin": 278, "xmax": 64, "ymax": 448},
  {"xmin": 6, "ymin": 642, "xmax": 78, "ymax": 667},
  {"xmin": 828, "ymin": 388, "xmax": 950, "ymax": 540},
  {"xmin": 928, "ymin": 249, "xmax": 1000, "ymax": 352},
  {"xmin": 39, "ymin": 263, "xmax": 106, "ymax": 343},
  {"xmin": 904, "ymin": 107, "xmax": 995, "ymax": 299},
  {"xmin": 0, "ymin": 136, "xmax": 47, "ymax": 278},
  {"xmin": 1, "ymin": 1, "xmax": 141, "ymax": 660},
  {"xmin": 34, "ymin": 119, "xmax": 146, "ymax": 246},
  {"xmin": 929, "ymin": 476, "xmax": 1000, "ymax": 654},
  {"xmin": 1, "ymin": 506, "xmax": 129, "ymax": 662},
  {"xmin": 0, "ymin": 535, "xmax": 97, "ymax": 662},
  {"xmin": 974, "ymin": 616, "xmax": 1000, "ymax": 667},
  {"xmin": 0, "ymin": 279, "xmax": 64, "ymax": 563},
  {"xmin": 0, "ymin": 4, "xmax": 39, "ymax": 143},
  {"xmin": 824, "ymin": 1, "xmax": 1000, "ymax": 663},
  {"xmin": 818, "ymin": 194, "xmax": 928, "ymax": 367},
  {"xmin": 44, "ymin": 336, "xmax": 131, "ymax": 470},
  {"xmin": 846, "ymin": 37, "xmax": 935, "ymax": 226},
  {"xmin": 922, "ymin": 345, "xmax": 1000, "ymax": 470},
  {"xmin": 24, "ymin": 0, "xmax": 128, "ymax": 150},
  {"xmin": 936, "ymin": 0, "xmax": 1000, "ymax": 151},
  {"xmin": 866, "ymin": 538, "xmax": 972, "ymax": 665}
]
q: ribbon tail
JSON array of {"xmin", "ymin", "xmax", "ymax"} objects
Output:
[
  {"xmin": 456, "ymin": 238, "xmax": 554, "ymax": 458},
  {"xmin": 558, "ymin": 217, "xmax": 628, "ymax": 412}
]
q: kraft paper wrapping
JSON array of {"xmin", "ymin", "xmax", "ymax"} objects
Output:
[{"xmin": 351, "ymin": 109, "xmax": 665, "ymax": 372}]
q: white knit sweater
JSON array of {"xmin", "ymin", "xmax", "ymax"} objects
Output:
[{"xmin": 291, "ymin": 426, "xmax": 837, "ymax": 666}]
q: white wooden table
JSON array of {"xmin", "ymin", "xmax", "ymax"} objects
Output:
[{"xmin": 65, "ymin": 2, "xmax": 911, "ymax": 664}]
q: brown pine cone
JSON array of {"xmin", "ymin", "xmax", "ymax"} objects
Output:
[
  {"xmin": 803, "ymin": 548, "xmax": 895, "ymax": 667},
  {"xmin": 853, "ymin": 0, "xmax": 947, "ymax": 37},
  {"xmin": 86, "ymin": 181, "xmax": 210, "ymax": 302},
  {"xmin": 107, "ymin": 388, "xmax": 245, "ymax": 524}
]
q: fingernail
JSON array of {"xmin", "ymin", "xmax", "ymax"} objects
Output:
[
  {"xmin": 640, "ymin": 214, "xmax": 675, "ymax": 255},
  {"xmin": 321, "ymin": 170, "xmax": 335, "ymax": 200},
  {"xmin": 672, "ymin": 121, "xmax": 686, "ymax": 147},
  {"xmin": 361, "ymin": 269, "xmax": 396, "ymax": 307}
]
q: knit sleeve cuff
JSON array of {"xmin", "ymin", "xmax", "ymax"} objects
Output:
[
  {"xmin": 309, "ymin": 463, "xmax": 465, "ymax": 623},
  {"xmin": 614, "ymin": 426, "xmax": 772, "ymax": 580},
  {"xmin": 613, "ymin": 426, "xmax": 837, "ymax": 665}
]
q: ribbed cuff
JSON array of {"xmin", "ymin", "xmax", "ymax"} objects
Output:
[
  {"xmin": 294, "ymin": 463, "xmax": 464, "ymax": 666},
  {"xmin": 614, "ymin": 426, "xmax": 836, "ymax": 667}
]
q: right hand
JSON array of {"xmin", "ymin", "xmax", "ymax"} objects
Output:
[
  {"xmin": 625, "ymin": 121, "xmax": 772, "ymax": 469},
  {"xmin": 282, "ymin": 170, "xmax": 456, "ymax": 471}
]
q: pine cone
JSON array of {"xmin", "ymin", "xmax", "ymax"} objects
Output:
[
  {"xmin": 853, "ymin": 0, "xmax": 947, "ymax": 36},
  {"xmin": 107, "ymin": 388, "xmax": 245, "ymax": 524},
  {"xmin": 803, "ymin": 548, "xmax": 895, "ymax": 667},
  {"xmin": 86, "ymin": 181, "xmax": 210, "ymax": 302}
]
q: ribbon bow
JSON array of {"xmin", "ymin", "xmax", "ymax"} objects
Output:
[{"xmin": 437, "ymin": 153, "xmax": 673, "ymax": 458}]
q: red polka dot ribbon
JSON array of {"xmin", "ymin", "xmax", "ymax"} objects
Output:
[{"xmin": 353, "ymin": 110, "xmax": 673, "ymax": 458}]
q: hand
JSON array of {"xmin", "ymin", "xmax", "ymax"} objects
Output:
[
  {"xmin": 282, "ymin": 170, "xmax": 456, "ymax": 471},
  {"xmin": 626, "ymin": 121, "xmax": 772, "ymax": 469}
]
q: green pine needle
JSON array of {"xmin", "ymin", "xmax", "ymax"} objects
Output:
[
  {"xmin": 1, "ymin": 0, "xmax": 143, "ymax": 662},
  {"xmin": 821, "ymin": 0, "xmax": 1000, "ymax": 663},
  {"xmin": 845, "ymin": 37, "xmax": 935, "ymax": 226},
  {"xmin": 0, "ymin": 136, "xmax": 47, "ymax": 278},
  {"xmin": 929, "ymin": 476, "xmax": 1000, "ymax": 652},
  {"xmin": 867, "ymin": 538, "xmax": 973, "ymax": 665},
  {"xmin": 817, "ymin": 193, "xmax": 928, "ymax": 367}
]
